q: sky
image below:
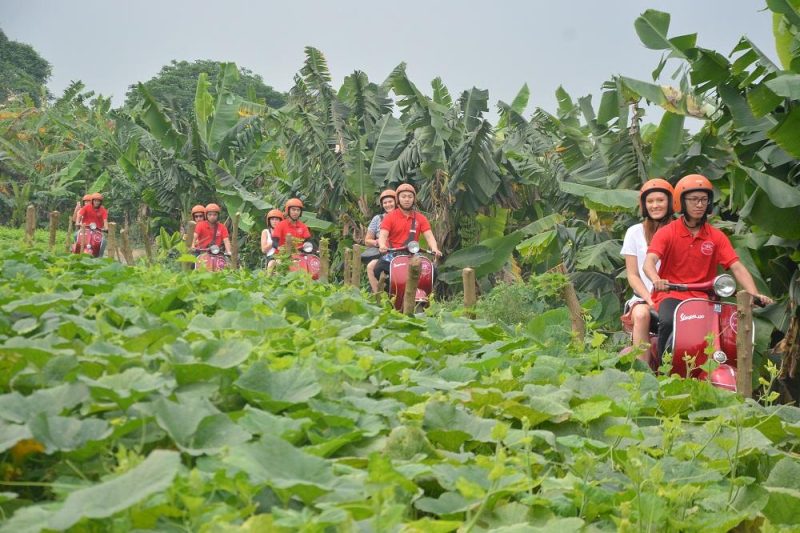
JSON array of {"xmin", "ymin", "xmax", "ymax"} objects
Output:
[{"xmin": 3, "ymin": 0, "xmax": 777, "ymax": 125}]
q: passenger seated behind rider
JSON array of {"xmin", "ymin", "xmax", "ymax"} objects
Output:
[
  {"xmin": 192, "ymin": 203, "xmax": 232, "ymax": 255},
  {"xmin": 366, "ymin": 189, "xmax": 396, "ymax": 293},
  {"xmin": 373, "ymin": 183, "xmax": 442, "ymax": 294},
  {"xmin": 261, "ymin": 209, "xmax": 284, "ymax": 272},
  {"xmin": 268, "ymin": 198, "xmax": 312, "ymax": 274},
  {"xmin": 620, "ymin": 179, "xmax": 674, "ymax": 367},
  {"xmin": 643, "ymin": 174, "xmax": 774, "ymax": 359},
  {"xmin": 76, "ymin": 193, "xmax": 109, "ymax": 256}
]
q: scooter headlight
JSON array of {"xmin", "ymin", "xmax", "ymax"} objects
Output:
[
  {"xmin": 209, "ymin": 245, "xmax": 221, "ymax": 255},
  {"xmin": 712, "ymin": 351, "xmax": 728, "ymax": 364},
  {"xmin": 302, "ymin": 241, "xmax": 313, "ymax": 253},
  {"xmin": 89, "ymin": 223, "xmax": 97, "ymax": 230},
  {"xmin": 713, "ymin": 274, "xmax": 736, "ymax": 298},
  {"xmin": 407, "ymin": 241, "xmax": 420, "ymax": 254}
]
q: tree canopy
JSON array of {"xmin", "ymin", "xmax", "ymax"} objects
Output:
[
  {"xmin": 124, "ymin": 59, "xmax": 286, "ymax": 116},
  {"xmin": 0, "ymin": 28, "xmax": 52, "ymax": 106}
]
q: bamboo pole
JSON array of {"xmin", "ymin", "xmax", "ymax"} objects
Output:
[
  {"xmin": 107, "ymin": 222, "xmax": 118, "ymax": 262},
  {"xmin": 318, "ymin": 238, "xmax": 330, "ymax": 283},
  {"xmin": 182, "ymin": 221, "xmax": 196, "ymax": 271},
  {"xmin": 463, "ymin": 267, "xmax": 477, "ymax": 318},
  {"xmin": 231, "ymin": 212, "xmax": 240, "ymax": 269},
  {"xmin": 558, "ymin": 263, "xmax": 585, "ymax": 345},
  {"xmin": 140, "ymin": 220, "xmax": 153, "ymax": 264},
  {"xmin": 402, "ymin": 257, "xmax": 422, "ymax": 315},
  {"xmin": 351, "ymin": 244, "xmax": 363, "ymax": 287},
  {"xmin": 736, "ymin": 291, "xmax": 754, "ymax": 398},
  {"xmin": 48, "ymin": 211, "xmax": 59, "ymax": 250},
  {"xmin": 24, "ymin": 204, "xmax": 35, "ymax": 246}
]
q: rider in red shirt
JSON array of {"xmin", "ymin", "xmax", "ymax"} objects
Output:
[
  {"xmin": 643, "ymin": 174, "xmax": 773, "ymax": 358},
  {"xmin": 77, "ymin": 193, "xmax": 108, "ymax": 229},
  {"xmin": 372, "ymin": 183, "xmax": 442, "ymax": 293},
  {"xmin": 76, "ymin": 193, "xmax": 109, "ymax": 256},
  {"xmin": 192, "ymin": 203, "xmax": 231, "ymax": 254},
  {"xmin": 272, "ymin": 198, "xmax": 311, "ymax": 251}
]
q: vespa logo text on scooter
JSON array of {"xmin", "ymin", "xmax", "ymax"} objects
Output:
[{"xmin": 679, "ymin": 313, "xmax": 705, "ymax": 322}]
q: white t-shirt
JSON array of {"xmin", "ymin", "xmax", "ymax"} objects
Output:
[
  {"xmin": 620, "ymin": 223, "xmax": 659, "ymax": 305},
  {"xmin": 262, "ymin": 229, "xmax": 277, "ymax": 257}
]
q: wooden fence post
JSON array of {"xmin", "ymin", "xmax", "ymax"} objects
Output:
[
  {"xmin": 318, "ymin": 238, "xmax": 330, "ymax": 283},
  {"xmin": 463, "ymin": 267, "xmax": 477, "ymax": 319},
  {"xmin": 140, "ymin": 220, "xmax": 153, "ymax": 264},
  {"xmin": 376, "ymin": 272, "xmax": 387, "ymax": 304},
  {"xmin": 65, "ymin": 215, "xmax": 74, "ymax": 252},
  {"xmin": 558, "ymin": 263, "xmax": 585, "ymax": 346},
  {"xmin": 107, "ymin": 222, "xmax": 118, "ymax": 262},
  {"xmin": 403, "ymin": 256, "xmax": 421, "ymax": 315},
  {"xmin": 48, "ymin": 211, "xmax": 59, "ymax": 251},
  {"xmin": 736, "ymin": 290, "xmax": 754, "ymax": 398},
  {"xmin": 25, "ymin": 204, "xmax": 35, "ymax": 246},
  {"xmin": 182, "ymin": 221, "xmax": 196, "ymax": 271},
  {"xmin": 231, "ymin": 212, "xmax": 240, "ymax": 269},
  {"xmin": 120, "ymin": 228, "xmax": 135, "ymax": 265},
  {"xmin": 351, "ymin": 244, "xmax": 362, "ymax": 288},
  {"xmin": 343, "ymin": 247, "xmax": 352, "ymax": 286}
]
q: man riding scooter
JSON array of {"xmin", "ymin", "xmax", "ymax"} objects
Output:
[
  {"xmin": 643, "ymin": 174, "xmax": 774, "ymax": 360},
  {"xmin": 267, "ymin": 198, "xmax": 313, "ymax": 275},
  {"xmin": 373, "ymin": 183, "xmax": 442, "ymax": 294},
  {"xmin": 75, "ymin": 193, "xmax": 108, "ymax": 257},
  {"xmin": 365, "ymin": 189, "xmax": 396, "ymax": 293},
  {"xmin": 191, "ymin": 203, "xmax": 232, "ymax": 256}
]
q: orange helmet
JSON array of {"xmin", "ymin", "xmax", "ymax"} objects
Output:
[
  {"xmin": 91, "ymin": 192, "xmax": 104, "ymax": 201},
  {"xmin": 205, "ymin": 203, "xmax": 221, "ymax": 214},
  {"xmin": 395, "ymin": 183, "xmax": 416, "ymax": 197},
  {"xmin": 639, "ymin": 179, "xmax": 674, "ymax": 220},
  {"xmin": 673, "ymin": 174, "xmax": 713, "ymax": 215},
  {"xmin": 191, "ymin": 205, "xmax": 206, "ymax": 215},
  {"xmin": 379, "ymin": 189, "xmax": 396, "ymax": 204},
  {"xmin": 82, "ymin": 194, "xmax": 92, "ymax": 202},
  {"xmin": 285, "ymin": 198, "xmax": 304, "ymax": 214},
  {"xmin": 266, "ymin": 209, "xmax": 284, "ymax": 221}
]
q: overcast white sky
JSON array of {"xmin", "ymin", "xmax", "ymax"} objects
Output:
[{"xmin": 3, "ymin": 1, "xmax": 776, "ymax": 124}]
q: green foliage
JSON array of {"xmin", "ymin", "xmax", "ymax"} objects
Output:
[
  {"xmin": 0, "ymin": 231, "xmax": 798, "ymax": 530},
  {"xmin": 0, "ymin": 29, "xmax": 51, "ymax": 106},
  {"xmin": 124, "ymin": 59, "xmax": 286, "ymax": 116}
]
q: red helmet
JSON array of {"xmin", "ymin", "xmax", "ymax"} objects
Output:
[
  {"xmin": 379, "ymin": 189, "xmax": 396, "ymax": 204},
  {"xmin": 266, "ymin": 209, "xmax": 284, "ymax": 221},
  {"xmin": 191, "ymin": 205, "xmax": 206, "ymax": 215},
  {"xmin": 205, "ymin": 203, "xmax": 221, "ymax": 214},
  {"xmin": 91, "ymin": 192, "xmax": 104, "ymax": 201},
  {"xmin": 674, "ymin": 174, "xmax": 713, "ymax": 215},
  {"xmin": 285, "ymin": 198, "xmax": 304, "ymax": 214},
  {"xmin": 82, "ymin": 194, "xmax": 92, "ymax": 202},
  {"xmin": 639, "ymin": 178, "xmax": 674, "ymax": 220}
]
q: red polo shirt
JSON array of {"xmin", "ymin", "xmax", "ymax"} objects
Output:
[
  {"xmin": 647, "ymin": 218, "xmax": 739, "ymax": 307},
  {"xmin": 194, "ymin": 221, "xmax": 229, "ymax": 248},
  {"xmin": 272, "ymin": 219, "xmax": 311, "ymax": 250},
  {"xmin": 77, "ymin": 205, "xmax": 108, "ymax": 228},
  {"xmin": 380, "ymin": 208, "xmax": 431, "ymax": 248}
]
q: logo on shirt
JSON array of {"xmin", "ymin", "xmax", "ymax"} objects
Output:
[
  {"xmin": 679, "ymin": 313, "xmax": 705, "ymax": 322},
  {"xmin": 700, "ymin": 241, "xmax": 715, "ymax": 256}
]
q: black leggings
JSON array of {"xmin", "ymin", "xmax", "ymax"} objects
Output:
[{"xmin": 657, "ymin": 298, "xmax": 681, "ymax": 358}]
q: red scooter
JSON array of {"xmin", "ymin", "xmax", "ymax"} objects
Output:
[
  {"xmin": 627, "ymin": 274, "xmax": 749, "ymax": 391},
  {"xmin": 195, "ymin": 245, "xmax": 230, "ymax": 271},
  {"xmin": 385, "ymin": 241, "xmax": 435, "ymax": 312},
  {"xmin": 72, "ymin": 223, "xmax": 104, "ymax": 257},
  {"xmin": 289, "ymin": 241, "xmax": 321, "ymax": 280}
]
